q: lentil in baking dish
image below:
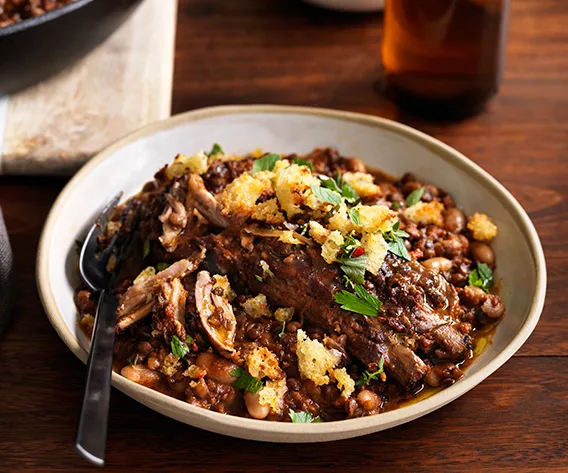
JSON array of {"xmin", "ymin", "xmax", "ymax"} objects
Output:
[
  {"xmin": 75, "ymin": 146, "xmax": 504, "ymax": 422},
  {"xmin": 0, "ymin": 0, "xmax": 76, "ymax": 27}
]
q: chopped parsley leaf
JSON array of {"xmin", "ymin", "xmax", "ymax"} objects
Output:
[
  {"xmin": 311, "ymin": 184, "xmax": 343, "ymax": 205},
  {"xmin": 468, "ymin": 263, "xmax": 494, "ymax": 293},
  {"xmin": 320, "ymin": 175, "xmax": 342, "ymax": 194},
  {"xmin": 143, "ymin": 239, "xmax": 150, "ymax": 259},
  {"xmin": 381, "ymin": 221, "xmax": 410, "ymax": 261},
  {"xmin": 156, "ymin": 262, "xmax": 170, "ymax": 272},
  {"xmin": 293, "ymin": 157, "xmax": 313, "ymax": 171},
  {"xmin": 255, "ymin": 274, "xmax": 264, "ymax": 282},
  {"xmin": 186, "ymin": 335, "xmax": 194, "ymax": 345},
  {"xmin": 392, "ymin": 202, "xmax": 401, "ymax": 210},
  {"xmin": 355, "ymin": 357, "xmax": 385, "ymax": 386},
  {"xmin": 334, "ymin": 285, "xmax": 382, "ymax": 317},
  {"xmin": 406, "ymin": 187, "xmax": 425, "ymax": 207},
  {"xmin": 171, "ymin": 335, "xmax": 190, "ymax": 358},
  {"xmin": 252, "ymin": 153, "xmax": 281, "ymax": 175},
  {"xmin": 207, "ymin": 143, "xmax": 224, "ymax": 156},
  {"xmin": 349, "ymin": 207, "xmax": 361, "ymax": 225},
  {"xmin": 289, "ymin": 410, "xmax": 322, "ymax": 423},
  {"xmin": 336, "ymin": 254, "xmax": 368, "ymax": 285},
  {"xmin": 320, "ymin": 174, "xmax": 360, "ymax": 205},
  {"xmin": 341, "ymin": 181, "xmax": 359, "ymax": 204},
  {"xmin": 230, "ymin": 367, "xmax": 263, "ymax": 394}
]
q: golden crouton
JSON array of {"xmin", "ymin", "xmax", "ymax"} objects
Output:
[
  {"xmin": 160, "ymin": 353, "xmax": 181, "ymax": 376},
  {"xmin": 321, "ymin": 230, "xmax": 345, "ymax": 264},
  {"xmin": 342, "ymin": 172, "xmax": 382, "ymax": 198},
  {"xmin": 166, "ymin": 151, "xmax": 209, "ymax": 179},
  {"xmin": 358, "ymin": 205, "xmax": 398, "ymax": 233},
  {"xmin": 332, "ymin": 367, "xmax": 355, "ymax": 398},
  {"xmin": 247, "ymin": 347, "xmax": 283, "ymax": 380},
  {"xmin": 468, "ymin": 212, "xmax": 498, "ymax": 242},
  {"xmin": 309, "ymin": 220, "xmax": 331, "ymax": 244},
  {"xmin": 221, "ymin": 173, "xmax": 270, "ymax": 217},
  {"xmin": 361, "ymin": 232, "xmax": 388, "ymax": 275},
  {"xmin": 274, "ymin": 162, "xmax": 320, "ymax": 218},
  {"xmin": 278, "ymin": 230, "xmax": 304, "ymax": 245},
  {"xmin": 241, "ymin": 293, "xmax": 272, "ymax": 319},
  {"xmin": 274, "ymin": 307, "xmax": 294, "ymax": 323},
  {"xmin": 182, "ymin": 364, "xmax": 207, "ymax": 379},
  {"xmin": 405, "ymin": 201, "xmax": 444, "ymax": 226},
  {"xmin": 251, "ymin": 198, "xmax": 285, "ymax": 225},
  {"xmin": 327, "ymin": 203, "xmax": 357, "ymax": 234},
  {"xmin": 296, "ymin": 329, "xmax": 341, "ymax": 386},
  {"xmin": 259, "ymin": 378, "xmax": 288, "ymax": 414}
]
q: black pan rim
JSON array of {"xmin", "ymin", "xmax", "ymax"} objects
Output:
[{"xmin": 0, "ymin": 0, "xmax": 96, "ymax": 37}]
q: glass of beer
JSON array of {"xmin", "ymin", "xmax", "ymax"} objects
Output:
[{"xmin": 381, "ymin": 0, "xmax": 510, "ymax": 119}]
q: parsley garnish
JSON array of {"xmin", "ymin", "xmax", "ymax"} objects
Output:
[
  {"xmin": 207, "ymin": 143, "xmax": 224, "ymax": 156},
  {"xmin": 143, "ymin": 239, "xmax": 150, "ymax": 259},
  {"xmin": 320, "ymin": 174, "xmax": 360, "ymax": 204},
  {"xmin": 321, "ymin": 175, "xmax": 342, "ymax": 194},
  {"xmin": 252, "ymin": 153, "xmax": 281, "ymax": 175},
  {"xmin": 468, "ymin": 263, "xmax": 493, "ymax": 293},
  {"xmin": 349, "ymin": 207, "xmax": 361, "ymax": 225},
  {"xmin": 255, "ymin": 274, "xmax": 264, "ymax": 282},
  {"xmin": 289, "ymin": 410, "xmax": 322, "ymax": 423},
  {"xmin": 336, "ymin": 255, "xmax": 368, "ymax": 285},
  {"xmin": 171, "ymin": 335, "xmax": 190, "ymax": 358},
  {"xmin": 311, "ymin": 184, "xmax": 343, "ymax": 205},
  {"xmin": 186, "ymin": 335, "xmax": 194, "ymax": 345},
  {"xmin": 392, "ymin": 202, "xmax": 401, "ymax": 210},
  {"xmin": 406, "ymin": 187, "xmax": 425, "ymax": 207},
  {"xmin": 156, "ymin": 262, "xmax": 170, "ymax": 272},
  {"xmin": 341, "ymin": 181, "xmax": 359, "ymax": 204},
  {"xmin": 381, "ymin": 221, "xmax": 410, "ymax": 261},
  {"xmin": 355, "ymin": 357, "xmax": 385, "ymax": 386},
  {"xmin": 293, "ymin": 157, "xmax": 313, "ymax": 171},
  {"xmin": 334, "ymin": 284, "xmax": 382, "ymax": 317},
  {"xmin": 230, "ymin": 367, "xmax": 263, "ymax": 394}
]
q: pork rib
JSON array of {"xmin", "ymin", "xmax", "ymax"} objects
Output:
[{"xmin": 204, "ymin": 234, "xmax": 431, "ymax": 390}]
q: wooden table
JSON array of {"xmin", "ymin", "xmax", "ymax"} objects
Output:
[{"xmin": 1, "ymin": 0, "xmax": 567, "ymax": 471}]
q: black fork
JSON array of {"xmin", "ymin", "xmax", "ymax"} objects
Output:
[{"xmin": 75, "ymin": 193, "xmax": 135, "ymax": 467}]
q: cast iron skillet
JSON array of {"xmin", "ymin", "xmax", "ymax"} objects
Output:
[{"xmin": 0, "ymin": 0, "xmax": 142, "ymax": 95}]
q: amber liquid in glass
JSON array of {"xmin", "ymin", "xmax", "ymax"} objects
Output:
[{"xmin": 381, "ymin": 0, "xmax": 509, "ymax": 118}]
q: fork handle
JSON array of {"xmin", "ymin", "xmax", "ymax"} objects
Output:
[{"xmin": 75, "ymin": 289, "xmax": 117, "ymax": 467}]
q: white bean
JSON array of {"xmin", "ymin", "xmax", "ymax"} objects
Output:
[
  {"xmin": 244, "ymin": 392, "xmax": 270, "ymax": 419},
  {"xmin": 422, "ymin": 257, "xmax": 452, "ymax": 272}
]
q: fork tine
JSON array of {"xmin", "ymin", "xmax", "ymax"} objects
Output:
[
  {"xmin": 98, "ymin": 198, "xmax": 136, "ymax": 265},
  {"xmin": 96, "ymin": 192, "xmax": 123, "ymax": 235},
  {"xmin": 79, "ymin": 193, "xmax": 122, "ymax": 292}
]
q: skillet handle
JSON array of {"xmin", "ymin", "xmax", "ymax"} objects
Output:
[{"xmin": 75, "ymin": 289, "xmax": 117, "ymax": 467}]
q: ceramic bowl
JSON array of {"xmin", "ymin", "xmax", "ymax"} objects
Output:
[{"xmin": 37, "ymin": 105, "xmax": 546, "ymax": 442}]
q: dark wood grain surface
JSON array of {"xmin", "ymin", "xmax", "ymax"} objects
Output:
[{"xmin": 1, "ymin": 0, "xmax": 567, "ymax": 471}]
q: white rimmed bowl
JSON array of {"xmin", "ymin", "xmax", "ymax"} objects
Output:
[{"xmin": 37, "ymin": 105, "xmax": 546, "ymax": 443}]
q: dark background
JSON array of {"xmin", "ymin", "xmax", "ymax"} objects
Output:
[{"xmin": 1, "ymin": 0, "xmax": 567, "ymax": 471}]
